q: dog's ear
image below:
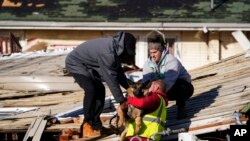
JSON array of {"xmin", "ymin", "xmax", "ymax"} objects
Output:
[
  {"xmin": 127, "ymin": 79, "xmax": 135, "ymax": 86},
  {"xmin": 142, "ymin": 80, "xmax": 151, "ymax": 89}
]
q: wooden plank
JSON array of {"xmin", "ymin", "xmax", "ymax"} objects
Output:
[
  {"xmin": 167, "ymin": 104, "xmax": 246, "ymax": 127},
  {"xmin": 193, "ymin": 72, "xmax": 250, "ymax": 92},
  {"xmin": 23, "ymin": 117, "xmax": 43, "ymax": 141},
  {"xmin": 189, "ymin": 53, "xmax": 246, "ymax": 74},
  {"xmin": 193, "ymin": 77, "xmax": 250, "ymax": 96},
  {"xmin": 0, "ymin": 90, "xmax": 74, "ymax": 100},
  {"xmin": 168, "ymin": 115, "xmax": 247, "ymax": 131},
  {"xmin": 32, "ymin": 119, "xmax": 47, "ymax": 141},
  {"xmin": 1, "ymin": 92, "xmax": 82, "ymax": 107}
]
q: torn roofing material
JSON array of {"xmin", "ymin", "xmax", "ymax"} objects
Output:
[
  {"xmin": 0, "ymin": 50, "xmax": 249, "ymax": 140},
  {"xmin": 0, "ymin": 107, "xmax": 39, "ymax": 120},
  {"xmin": 162, "ymin": 52, "xmax": 250, "ymax": 140},
  {"xmin": 0, "ymin": 76, "xmax": 81, "ymax": 91}
]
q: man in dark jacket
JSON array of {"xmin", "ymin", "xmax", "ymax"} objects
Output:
[{"xmin": 65, "ymin": 32, "xmax": 136, "ymax": 138}]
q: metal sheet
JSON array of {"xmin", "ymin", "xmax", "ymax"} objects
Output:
[{"xmin": 0, "ymin": 76, "xmax": 81, "ymax": 91}]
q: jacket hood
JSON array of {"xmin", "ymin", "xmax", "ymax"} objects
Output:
[{"xmin": 113, "ymin": 32, "xmax": 136, "ymax": 56}]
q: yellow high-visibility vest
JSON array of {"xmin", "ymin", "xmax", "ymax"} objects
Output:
[{"xmin": 126, "ymin": 95, "xmax": 167, "ymax": 141}]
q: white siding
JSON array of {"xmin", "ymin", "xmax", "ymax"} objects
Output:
[
  {"xmin": 181, "ymin": 31, "xmax": 209, "ymax": 70},
  {"xmin": 135, "ymin": 36, "xmax": 148, "ymax": 68},
  {"xmin": 220, "ymin": 32, "xmax": 245, "ymax": 59}
]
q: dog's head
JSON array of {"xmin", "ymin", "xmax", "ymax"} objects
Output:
[{"xmin": 127, "ymin": 79, "xmax": 151, "ymax": 98}]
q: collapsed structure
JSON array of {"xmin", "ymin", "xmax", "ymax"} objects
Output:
[
  {"xmin": 0, "ymin": 1, "xmax": 250, "ymax": 140},
  {"xmin": 0, "ymin": 50, "xmax": 249, "ymax": 141}
]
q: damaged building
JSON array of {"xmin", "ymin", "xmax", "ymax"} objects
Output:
[{"xmin": 0, "ymin": 0, "xmax": 250, "ymax": 141}]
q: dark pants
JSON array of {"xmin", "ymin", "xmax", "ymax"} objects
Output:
[
  {"xmin": 71, "ymin": 73, "xmax": 105, "ymax": 130},
  {"xmin": 167, "ymin": 79, "xmax": 194, "ymax": 108}
]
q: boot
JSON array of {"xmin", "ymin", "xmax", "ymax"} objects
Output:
[
  {"xmin": 82, "ymin": 122, "xmax": 101, "ymax": 138},
  {"xmin": 100, "ymin": 126, "xmax": 115, "ymax": 135}
]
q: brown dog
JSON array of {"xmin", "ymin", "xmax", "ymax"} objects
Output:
[{"xmin": 117, "ymin": 79, "xmax": 151, "ymax": 141}]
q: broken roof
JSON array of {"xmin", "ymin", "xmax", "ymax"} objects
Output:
[
  {"xmin": 0, "ymin": 50, "xmax": 249, "ymax": 140},
  {"xmin": 162, "ymin": 52, "xmax": 250, "ymax": 140}
]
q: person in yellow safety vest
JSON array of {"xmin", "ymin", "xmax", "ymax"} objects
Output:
[{"xmin": 126, "ymin": 89, "xmax": 168, "ymax": 141}]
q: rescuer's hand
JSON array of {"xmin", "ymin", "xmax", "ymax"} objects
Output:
[{"xmin": 149, "ymin": 79, "xmax": 166, "ymax": 93}]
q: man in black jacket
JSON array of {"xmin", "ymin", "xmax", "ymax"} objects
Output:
[{"xmin": 65, "ymin": 32, "xmax": 136, "ymax": 138}]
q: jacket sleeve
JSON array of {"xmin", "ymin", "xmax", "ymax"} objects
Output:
[
  {"xmin": 98, "ymin": 53, "xmax": 126, "ymax": 103},
  {"xmin": 142, "ymin": 60, "xmax": 155, "ymax": 82},
  {"xmin": 117, "ymin": 65, "xmax": 129, "ymax": 90},
  {"xmin": 162, "ymin": 56, "xmax": 181, "ymax": 92}
]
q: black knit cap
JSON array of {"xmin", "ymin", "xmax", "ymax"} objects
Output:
[{"xmin": 124, "ymin": 32, "xmax": 136, "ymax": 55}]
